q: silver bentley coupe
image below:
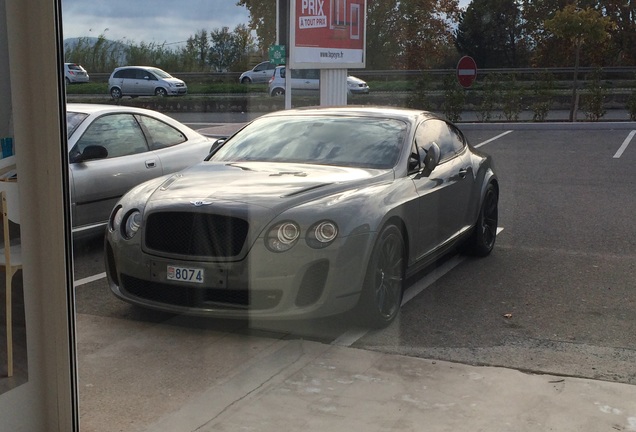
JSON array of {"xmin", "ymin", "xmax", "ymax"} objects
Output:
[{"xmin": 105, "ymin": 106, "xmax": 499, "ymax": 327}]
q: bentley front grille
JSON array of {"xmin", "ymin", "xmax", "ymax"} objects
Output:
[{"xmin": 145, "ymin": 212, "xmax": 249, "ymax": 258}]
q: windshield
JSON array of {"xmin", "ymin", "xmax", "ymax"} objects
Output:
[
  {"xmin": 149, "ymin": 67, "xmax": 172, "ymax": 78},
  {"xmin": 212, "ymin": 116, "xmax": 407, "ymax": 169},
  {"xmin": 65, "ymin": 111, "xmax": 89, "ymax": 137}
]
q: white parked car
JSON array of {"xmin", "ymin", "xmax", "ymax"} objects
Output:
[
  {"xmin": 108, "ymin": 66, "xmax": 187, "ymax": 99},
  {"xmin": 64, "ymin": 63, "xmax": 90, "ymax": 84},
  {"xmin": 238, "ymin": 61, "xmax": 276, "ymax": 84},
  {"xmin": 268, "ymin": 66, "xmax": 370, "ymax": 96}
]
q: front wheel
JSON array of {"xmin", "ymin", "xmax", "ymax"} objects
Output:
[
  {"xmin": 357, "ymin": 224, "xmax": 405, "ymax": 328},
  {"xmin": 464, "ymin": 183, "xmax": 498, "ymax": 256},
  {"xmin": 155, "ymin": 88, "xmax": 168, "ymax": 97},
  {"xmin": 241, "ymin": 77, "xmax": 251, "ymax": 84}
]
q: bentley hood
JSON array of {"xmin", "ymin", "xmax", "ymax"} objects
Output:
[{"xmin": 146, "ymin": 161, "xmax": 392, "ymax": 212}]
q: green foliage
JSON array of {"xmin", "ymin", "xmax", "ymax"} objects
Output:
[
  {"xmin": 406, "ymin": 72, "xmax": 434, "ymax": 110},
  {"xmin": 531, "ymin": 71, "xmax": 555, "ymax": 122},
  {"xmin": 442, "ymin": 74, "xmax": 465, "ymax": 122},
  {"xmin": 583, "ymin": 68, "xmax": 607, "ymax": 121},
  {"xmin": 455, "ymin": 0, "xmax": 528, "ymax": 68},
  {"xmin": 64, "ymin": 26, "xmax": 255, "ymax": 74},
  {"xmin": 628, "ymin": 92, "xmax": 636, "ymax": 121},
  {"xmin": 476, "ymin": 73, "xmax": 502, "ymax": 122},
  {"xmin": 500, "ymin": 74, "xmax": 524, "ymax": 121}
]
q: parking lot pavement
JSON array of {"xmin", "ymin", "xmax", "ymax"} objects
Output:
[
  {"xmin": 76, "ymin": 119, "xmax": 636, "ymax": 431},
  {"xmin": 77, "ymin": 312, "xmax": 636, "ymax": 432}
]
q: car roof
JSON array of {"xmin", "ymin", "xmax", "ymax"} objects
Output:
[
  {"xmin": 259, "ymin": 106, "xmax": 439, "ymax": 123},
  {"xmin": 66, "ymin": 103, "xmax": 164, "ymax": 116}
]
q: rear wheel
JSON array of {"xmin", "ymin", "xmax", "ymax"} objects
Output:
[
  {"xmin": 464, "ymin": 183, "xmax": 498, "ymax": 256},
  {"xmin": 271, "ymin": 88, "xmax": 285, "ymax": 97},
  {"xmin": 110, "ymin": 87, "xmax": 122, "ymax": 99},
  {"xmin": 357, "ymin": 224, "xmax": 405, "ymax": 328}
]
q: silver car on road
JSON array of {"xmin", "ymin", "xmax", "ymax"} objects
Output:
[{"xmin": 67, "ymin": 103, "xmax": 212, "ymax": 236}]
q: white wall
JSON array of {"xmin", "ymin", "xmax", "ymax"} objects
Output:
[{"xmin": 0, "ymin": 0, "xmax": 76, "ymax": 430}]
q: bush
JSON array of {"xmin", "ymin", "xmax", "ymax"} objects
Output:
[
  {"xmin": 442, "ymin": 74, "xmax": 465, "ymax": 122},
  {"xmin": 583, "ymin": 68, "xmax": 607, "ymax": 121}
]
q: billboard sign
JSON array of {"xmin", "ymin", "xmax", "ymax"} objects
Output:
[{"xmin": 289, "ymin": 0, "xmax": 367, "ymax": 69}]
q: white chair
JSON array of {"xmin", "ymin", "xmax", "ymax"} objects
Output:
[{"xmin": 0, "ymin": 180, "xmax": 21, "ymax": 377}]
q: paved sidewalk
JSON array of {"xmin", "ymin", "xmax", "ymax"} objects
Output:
[{"xmin": 77, "ymin": 314, "xmax": 636, "ymax": 432}]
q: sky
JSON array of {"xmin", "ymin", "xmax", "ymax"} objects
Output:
[
  {"xmin": 62, "ymin": 0, "xmax": 472, "ymax": 47},
  {"xmin": 61, "ymin": 0, "xmax": 251, "ymax": 46}
]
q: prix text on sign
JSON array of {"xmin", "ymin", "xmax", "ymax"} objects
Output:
[{"xmin": 299, "ymin": 0, "xmax": 326, "ymax": 29}]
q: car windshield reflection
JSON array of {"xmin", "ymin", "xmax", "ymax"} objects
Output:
[{"xmin": 212, "ymin": 116, "xmax": 407, "ymax": 169}]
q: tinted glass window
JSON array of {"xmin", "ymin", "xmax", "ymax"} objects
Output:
[
  {"xmin": 74, "ymin": 114, "xmax": 149, "ymax": 158},
  {"xmin": 66, "ymin": 112, "xmax": 89, "ymax": 137},
  {"xmin": 254, "ymin": 62, "xmax": 272, "ymax": 71},
  {"xmin": 213, "ymin": 116, "xmax": 407, "ymax": 169},
  {"xmin": 136, "ymin": 115, "xmax": 187, "ymax": 150},
  {"xmin": 448, "ymin": 123, "xmax": 466, "ymax": 153},
  {"xmin": 415, "ymin": 119, "xmax": 457, "ymax": 162}
]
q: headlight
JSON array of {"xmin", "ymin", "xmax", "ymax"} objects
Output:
[
  {"xmin": 306, "ymin": 220, "xmax": 338, "ymax": 249},
  {"xmin": 109, "ymin": 206, "xmax": 124, "ymax": 232},
  {"xmin": 265, "ymin": 221, "xmax": 300, "ymax": 252},
  {"xmin": 122, "ymin": 210, "xmax": 142, "ymax": 239}
]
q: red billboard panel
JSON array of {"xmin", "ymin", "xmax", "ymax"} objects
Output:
[{"xmin": 290, "ymin": 0, "xmax": 367, "ymax": 69}]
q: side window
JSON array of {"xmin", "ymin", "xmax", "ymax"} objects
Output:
[
  {"xmin": 136, "ymin": 69, "xmax": 150, "ymax": 80},
  {"xmin": 136, "ymin": 115, "xmax": 187, "ymax": 150},
  {"xmin": 448, "ymin": 123, "xmax": 466, "ymax": 154},
  {"xmin": 414, "ymin": 119, "xmax": 457, "ymax": 163},
  {"xmin": 122, "ymin": 69, "xmax": 136, "ymax": 79},
  {"xmin": 75, "ymin": 114, "xmax": 149, "ymax": 158},
  {"xmin": 255, "ymin": 62, "xmax": 271, "ymax": 72},
  {"xmin": 113, "ymin": 70, "xmax": 124, "ymax": 79}
]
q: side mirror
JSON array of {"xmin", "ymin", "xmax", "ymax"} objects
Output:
[
  {"xmin": 422, "ymin": 142, "xmax": 441, "ymax": 172},
  {"xmin": 209, "ymin": 138, "xmax": 226, "ymax": 154},
  {"xmin": 74, "ymin": 145, "xmax": 108, "ymax": 163}
]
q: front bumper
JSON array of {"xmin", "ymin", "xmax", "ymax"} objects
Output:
[{"xmin": 106, "ymin": 230, "xmax": 374, "ymax": 320}]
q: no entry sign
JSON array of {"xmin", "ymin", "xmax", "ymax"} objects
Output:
[{"xmin": 456, "ymin": 56, "xmax": 477, "ymax": 88}]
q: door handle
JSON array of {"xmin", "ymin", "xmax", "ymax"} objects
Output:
[
  {"xmin": 145, "ymin": 160, "xmax": 157, "ymax": 169},
  {"xmin": 458, "ymin": 168, "xmax": 469, "ymax": 178}
]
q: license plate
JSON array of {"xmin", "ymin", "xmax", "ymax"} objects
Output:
[{"xmin": 167, "ymin": 265, "xmax": 204, "ymax": 283}]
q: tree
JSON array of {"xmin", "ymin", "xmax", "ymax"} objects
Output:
[
  {"xmin": 238, "ymin": 0, "xmax": 461, "ymax": 70},
  {"xmin": 394, "ymin": 0, "xmax": 461, "ymax": 69},
  {"xmin": 236, "ymin": 0, "xmax": 276, "ymax": 51},
  {"xmin": 545, "ymin": 4, "xmax": 613, "ymax": 121},
  {"xmin": 209, "ymin": 25, "xmax": 255, "ymax": 72},
  {"xmin": 455, "ymin": 0, "xmax": 529, "ymax": 68}
]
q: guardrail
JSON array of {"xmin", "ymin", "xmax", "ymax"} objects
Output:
[{"xmin": 87, "ymin": 67, "xmax": 636, "ymax": 83}]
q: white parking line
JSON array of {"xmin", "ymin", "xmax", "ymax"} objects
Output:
[
  {"xmin": 474, "ymin": 130, "xmax": 513, "ymax": 148},
  {"xmin": 74, "ymin": 272, "xmax": 106, "ymax": 288},
  {"xmin": 333, "ymin": 227, "xmax": 505, "ymax": 347},
  {"xmin": 613, "ymin": 130, "xmax": 636, "ymax": 159}
]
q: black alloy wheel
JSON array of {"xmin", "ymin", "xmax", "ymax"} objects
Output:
[
  {"xmin": 358, "ymin": 224, "xmax": 405, "ymax": 328},
  {"xmin": 465, "ymin": 183, "xmax": 498, "ymax": 256}
]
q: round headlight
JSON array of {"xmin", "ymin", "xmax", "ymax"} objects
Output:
[
  {"xmin": 266, "ymin": 221, "xmax": 300, "ymax": 252},
  {"xmin": 123, "ymin": 210, "xmax": 142, "ymax": 239},
  {"xmin": 307, "ymin": 220, "xmax": 338, "ymax": 249},
  {"xmin": 110, "ymin": 206, "xmax": 124, "ymax": 231}
]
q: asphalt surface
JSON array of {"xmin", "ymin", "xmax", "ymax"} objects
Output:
[{"xmin": 69, "ymin": 117, "xmax": 636, "ymax": 431}]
